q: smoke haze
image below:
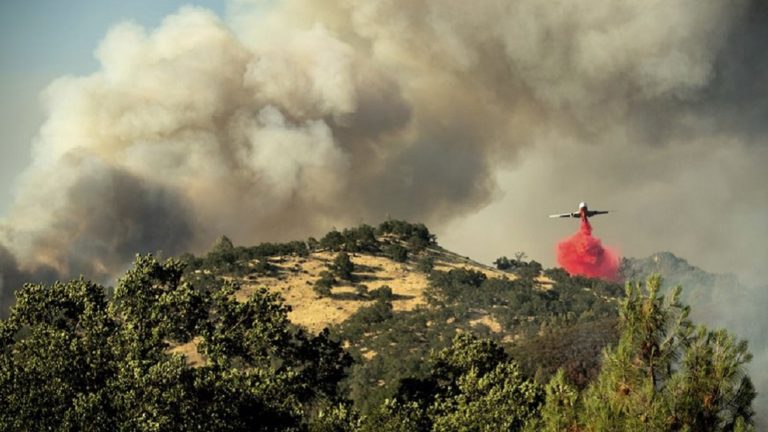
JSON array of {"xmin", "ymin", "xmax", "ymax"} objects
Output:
[{"xmin": 0, "ymin": 0, "xmax": 767, "ymax": 417}]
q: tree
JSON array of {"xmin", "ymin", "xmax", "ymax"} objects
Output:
[
  {"xmin": 494, "ymin": 256, "xmax": 513, "ymax": 270},
  {"xmin": 331, "ymin": 252, "xmax": 355, "ymax": 281},
  {"xmin": 361, "ymin": 334, "xmax": 543, "ymax": 431},
  {"xmin": 320, "ymin": 230, "xmax": 345, "ymax": 251},
  {"xmin": 315, "ymin": 271, "xmax": 335, "ymax": 297},
  {"xmin": 415, "ymin": 255, "xmax": 435, "ymax": 273},
  {"xmin": 343, "ymin": 225, "xmax": 379, "ymax": 253},
  {"xmin": 529, "ymin": 370, "xmax": 579, "ymax": 432},
  {"xmin": 386, "ymin": 244, "xmax": 408, "ymax": 263},
  {"xmin": 538, "ymin": 275, "xmax": 756, "ymax": 432},
  {"xmin": 0, "ymin": 255, "xmax": 351, "ymax": 431},
  {"xmin": 206, "ymin": 235, "xmax": 238, "ymax": 272}
]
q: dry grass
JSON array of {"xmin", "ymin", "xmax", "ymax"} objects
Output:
[
  {"xmin": 168, "ymin": 336, "xmax": 205, "ymax": 367},
  {"xmin": 233, "ymin": 249, "xmax": 515, "ymax": 333},
  {"xmin": 169, "ymin": 246, "xmax": 543, "ymax": 364},
  {"xmin": 236, "ymin": 252, "xmax": 433, "ymax": 333}
]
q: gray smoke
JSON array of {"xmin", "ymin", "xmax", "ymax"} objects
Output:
[{"xmin": 0, "ymin": 0, "xmax": 766, "ymax": 418}]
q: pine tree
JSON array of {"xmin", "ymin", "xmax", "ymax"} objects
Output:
[{"xmin": 576, "ymin": 275, "xmax": 755, "ymax": 431}]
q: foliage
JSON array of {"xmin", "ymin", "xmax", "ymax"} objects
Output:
[
  {"xmin": 355, "ymin": 284, "xmax": 369, "ymax": 298},
  {"xmin": 367, "ymin": 285, "xmax": 393, "ymax": 301},
  {"xmin": 314, "ymin": 271, "xmax": 336, "ymax": 297},
  {"xmin": 336, "ymin": 266, "xmax": 621, "ymax": 414},
  {"xmin": 332, "ymin": 252, "xmax": 355, "ymax": 281},
  {"xmin": 415, "ymin": 255, "xmax": 435, "ymax": 273},
  {"xmin": 376, "ymin": 220, "xmax": 436, "ymax": 250},
  {"xmin": 320, "ymin": 225, "xmax": 380, "ymax": 253},
  {"xmin": 510, "ymin": 318, "xmax": 619, "ymax": 388},
  {"xmin": 181, "ymin": 237, "xmax": 310, "ymax": 286},
  {"xmin": 385, "ymin": 244, "xmax": 409, "ymax": 263},
  {"xmin": 494, "ymin": 256, "xmax": 542, "ymax": 279},
  {"xmin": 253, "ymin": 259, "xmax": 277, "ymax": 276},
  {"xmin": 359, "ymin": 334, "xmax": 544, "ymax": 431},
  {"xmin": 320, "ymin": 230, "xmax": 346, "ymax": 251},
  {"xmin": 0, "ymin": 220, "xmax": 757, "ymax": 431},
  {"xmin": 342, "ymin": 225, "xmax": 379, "ymax": 253},
  {"xmin": 537, "ymin": 275, "xmax": 756, "ymax": 431},
  {"xmin": 0, "ymin": 255, "xmax": 350, "ymax": 431}
]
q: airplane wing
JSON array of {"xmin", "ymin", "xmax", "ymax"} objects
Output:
[
  {"xmin": 586, "ymin": 210, "xmax": 609, "ymax": 217},
  {"xmin": 549, "ymin": 212, "xmax": 576, "ymax": 218}
]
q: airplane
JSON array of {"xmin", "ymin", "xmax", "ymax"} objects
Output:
[{"xmin": 549, "ymin": 202, "xmax": 609, "ymax": 221}]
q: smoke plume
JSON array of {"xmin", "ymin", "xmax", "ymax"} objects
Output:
[
  {"xmin": 1, "ymin": 0, "xmax": 763, "ymax": 281},
  {"xmin": 556, "ymin": 219, "xmax": 620, "ymax": 281}
]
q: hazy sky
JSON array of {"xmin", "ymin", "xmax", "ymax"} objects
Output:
[{"xmin": 0, "ymin": 0, "xmax": 226, "ymax": 213}]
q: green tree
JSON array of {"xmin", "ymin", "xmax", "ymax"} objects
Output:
[
  {"xmin": 530, "ymin": 370, "xmax": 579, "ymax": 432},
  {"xmin": 361, "ymin": 334, "xmax": 543, "ymax": 431},
  {"xmin": 331, "ymin": 252, "xmax": 355, "ymax": 281},
  {"xmin": 385, "ymin": 244, "xmax": 408, "ymax": 263},
  {"xmin": 415, "ymin": 255, "xmax": 435, "ymax": 273},
  {"xmin": 430, "ymin": 361, "xmax": 542, "ymax": 431},
  {"xmin": 566, "ymin": 275, "xmax": 755, "ymax": 431},
  {"xmin": 0, "ymin": 255, "xmax": 351, "ymax": 431},
  {"xmin": 494, "ymin": 256, "xmax": 513, "ymax": 271},
  {"xmin": 206, "ymin": 235, "xmax": 239, "ymax": 273},
  {"xmin": 315, "ymin": 271, "xmax": 336, "ymax": 297},
  {"xmin": 320, "ymin": 230, "xmax": 345, "ymax": 251}
]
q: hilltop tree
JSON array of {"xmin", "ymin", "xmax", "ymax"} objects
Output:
[{"xmin": 320, "ymin": 230, "xmax": 345, "ymax": 251}]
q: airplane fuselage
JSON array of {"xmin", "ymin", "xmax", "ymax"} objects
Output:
[{"xmin": 549, "ymin": 202, "xmax": 609, "ymax": 220}]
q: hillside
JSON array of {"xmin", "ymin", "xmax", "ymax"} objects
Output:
[
  {"xmin": 234, "ymin": 248, "xmax": 511, "ymax": 333},
  {"xmin": 621, "ymin": 252, "xmax": 740, "ymax": 297},
  {"xmin": 177, "ymin": 221, "xmax": 624, "ymax": 412},
  {"xmin": 619, "ymin": 251, "xmax": 758, "ymax": 323},
  {"xmin": 1, "ymin": 220, "xmax": 756, "ymax": 430}
]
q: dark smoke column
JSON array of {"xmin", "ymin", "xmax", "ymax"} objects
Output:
[{"xmin": 556, "ymin": 219, "xmax": 620, "ymax": 281}]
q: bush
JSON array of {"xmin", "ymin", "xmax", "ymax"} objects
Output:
[
  {"xmin": 320, "ymin": 230, "xmax": 346, "ymax": 251},
  {"xmin": 377, "ymin": 220, "xmax": 436, "ymax": 247},
  {"xmin": 369, "ymin": 285, "xmax": 393, "ymax": 301},
  {"xmin": 355, "ymin": 284, "xmax": 369, "ymax": 298},
  {"xmin": 386, "ymin": 244, "xmax": 409, "ymax": 263},
  {"xmin": 332, "ymin": 252, "xmax": 355, "ymax": 280},
  {"xmin": 315, "ymin": 271, "xmax": 336, "ymax": 297},
  {"xmin": 493, "ymin": 256, "xmax": 513, "ymax": 271},
  {"xmin": 416, "ymin": 256, "xmax": 435, "ymax": 273},
  {"xmin": 252, "ymin": 259, "xmax": 275, "ymax": 276}
]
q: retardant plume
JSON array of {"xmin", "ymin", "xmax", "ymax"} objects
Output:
[{"xmin": 556, "ymin": 219, "xmax": 620, "ymax": 281}]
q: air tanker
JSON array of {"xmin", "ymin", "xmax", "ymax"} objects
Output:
[{"xmin": 549, "ymin": 202, "xmax": 609, "ymax": 221}]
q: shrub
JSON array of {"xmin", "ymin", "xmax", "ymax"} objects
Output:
[
  {"xmin": 332, "ymin": 252, "xmax": 355, "ymax": 280},
  {"xmin": 386, "ymin": 244, "xmax": 409, "ymax": 263},
  {"xmin": 355, "ymin": 284, "xmax": 369, "ymax": 298},
  {"xmin": 369, "ymin": 285, "xmax": 393, "ymax": 301},
  {"xmin": 416, "ymin": 255, "xmax": 435, "ymax": 273},
  {"xmin": 315, "ymin": 271, "xmax": 336, "ymax": 297}
]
